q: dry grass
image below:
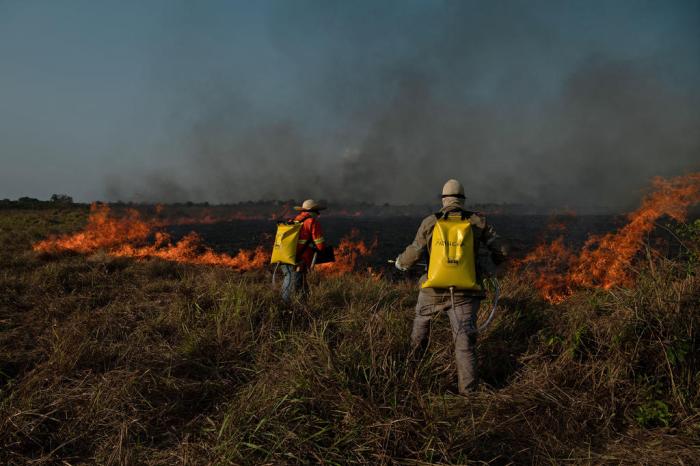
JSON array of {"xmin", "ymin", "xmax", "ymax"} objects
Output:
[{"xmin": 1, "ymin": 208, "xmax": 699, "ymax": 465}]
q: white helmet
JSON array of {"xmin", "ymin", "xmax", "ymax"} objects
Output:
[
  {"xmin": 441, "ymin": 179, "xmax": 465, "ymax": 199},
  {"xmin": 293, "ymin": 199, "xmax": 327, "ymax": 212}
]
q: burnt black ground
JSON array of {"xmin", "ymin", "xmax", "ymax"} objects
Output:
[{"xmin": 166, "ymin": 214, "xmax": 625, "ymax": 269}]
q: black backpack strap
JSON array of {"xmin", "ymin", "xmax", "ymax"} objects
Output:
[
  {"xmin": 435, "ymin": 207, "xmax": 474, "ymax": 220},
  {"xmin": 438, "ymin": 208, "xmax": 470, "ymax": 220}
]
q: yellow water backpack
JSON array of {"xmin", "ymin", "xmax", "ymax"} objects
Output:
[
  {"xmin": 422, "ymin": 211, "xmax": 481, "ymax": 290},
  {"xmin": 270, "ymin": 220, "xmax": 304, "ymax": 265}
]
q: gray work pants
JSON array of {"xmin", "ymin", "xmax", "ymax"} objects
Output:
[{"xmin": 411, "ymin": 290, "xmax": 480, "ymax": 394}]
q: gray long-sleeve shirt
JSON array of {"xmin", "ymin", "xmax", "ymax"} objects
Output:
[{"xmin": 397, "ymin": 203, "xmax": 508, "ymax": 297}]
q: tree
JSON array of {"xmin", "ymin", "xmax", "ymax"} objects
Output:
[{"xmin": 50, "ymin": 194, "xmax": 73, "ymax": 204}]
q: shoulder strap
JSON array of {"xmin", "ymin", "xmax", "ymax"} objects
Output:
[
  {"xmin": 283, "ymin": 215, "xmax": 313, "ymax": 225},
  {"xmin": 436, "ymin": 209, "xmax": 473, "ymax": 221}
]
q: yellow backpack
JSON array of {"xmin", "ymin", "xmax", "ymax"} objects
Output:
[
  {"xmin": 422, "ymin": 211, "xmax": 481, "ymax": 290},
  {"xmin": 270, "ymin": 221, "xmax": 303, "ymax": 265}
]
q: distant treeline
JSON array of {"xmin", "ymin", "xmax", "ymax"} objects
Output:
[
  {"xmin": 0, "ymin": 195, "xmax": 82, "ymax": 210},
  {"xmin": 0, "ymin": 196, "xmax": 593, "ymax": 215}
]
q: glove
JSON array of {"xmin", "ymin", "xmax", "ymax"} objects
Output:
[{"xmin": 394, "ymin": 256, "xmax": 408, "ymax": 271}]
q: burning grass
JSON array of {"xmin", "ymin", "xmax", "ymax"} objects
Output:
[
  {"xmin": 32, "ymin": 204, "xmax": 272, "ymax": 270},
  {"xmin": 2, "ymin": 204, "xmax": 700, "ymax": 464},
  {"xmin": 31, "ymin": 204, "xmax": 377, "ymax": 275},
  {"xmin": 316, "ymin": 228, "xmax": 378, "ymax": 276},
  {"xmin": 518, "ymin": 173, "xmax": 700, "ymax": 303}
]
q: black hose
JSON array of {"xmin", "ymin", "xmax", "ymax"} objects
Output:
[
  {"xmin": 475, "ymin": 277, "xmax": 500, "ymax": 334},
  {"xmin": 272, "ymin": 262, "xmax": 280, "ymax": 286}
]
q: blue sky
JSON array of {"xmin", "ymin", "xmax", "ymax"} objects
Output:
[{"xmin": 1, "ymin": 0, "xmax": 698, "ymax": 206}]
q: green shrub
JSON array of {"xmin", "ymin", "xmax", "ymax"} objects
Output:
[{"xmin": 635, "ymin": 400, "xmax": 672, "ymax": 428}]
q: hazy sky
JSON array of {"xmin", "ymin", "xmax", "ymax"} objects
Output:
[{"xmin": 1, "ymin": 0, "xmax": 698, "ymax": 207}]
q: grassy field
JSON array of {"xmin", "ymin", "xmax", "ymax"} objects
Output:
[{"xmin": 1, "ymin": 207, "xmax": 699, "ymax": 464}]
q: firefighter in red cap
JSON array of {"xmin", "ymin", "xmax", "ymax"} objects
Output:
[{"xmin": 281, "ymin": 199, "xmax": 327, "ymax": 302}]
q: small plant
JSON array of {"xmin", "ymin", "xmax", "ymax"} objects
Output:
[
  {"xmin": 666, "ymin": 339, "xmax": 690, "ymax": 367},
  {"xmin": 672, "ymin": 219, "xmax": 700, "ymax": 275},
  {"xmin": 634, "ymin": 400, "xmax": 672, "ymax": 428},
  {"xmin": 545, "ymin": 333, "xmax": 564, "ymax": 347},
  {"xmin": 569, "ymin": 324, "xmax": 594, "ymax": 359}
]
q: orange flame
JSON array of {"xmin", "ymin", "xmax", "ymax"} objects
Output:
[
  {"xmin": 317, "ymin": 229, "xmax": 377, "ymax": 276},
  {"xmin": 33, "ymin": 203, "xmax": 269, "ymax": 270},
  {"xmin": 33, "ymin": 203, "xmax": 152, "ymax": 254},
  {"xmin": 519, "ymin": 173, "xmax": 700, "ymax": 303},
  {"xmin": 517, "ymin": 237, "xmax": 575, "ymax": 304},
  {"xmin": 112, "ymin": 232, "xmax": 269, "ymax": 271},
  {"xmin": 32, "ymin": 203, "xmax": 377, "ymax": 273}
]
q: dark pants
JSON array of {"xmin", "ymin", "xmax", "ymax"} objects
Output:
[
  {"xmin": 411, "ymin": 290, "xmax": 480, "ymax": 394},
  {"xmin": 280, "ymin": 264, "xmax": 308, "ymax": 303}
]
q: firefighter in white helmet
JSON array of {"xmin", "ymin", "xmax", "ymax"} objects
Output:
[{"xmin": 395, "ymin": 179, "xmax": 508, "ymax": 394}]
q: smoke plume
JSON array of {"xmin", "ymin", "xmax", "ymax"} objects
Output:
[{"xmin": 102, "ymin": 1, "xmax": 700, "ymax": 210}]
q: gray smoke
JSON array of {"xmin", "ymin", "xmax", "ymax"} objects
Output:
[{"xmin": 107, "ymin": 1, "xmax": 700, "ymax": 210}]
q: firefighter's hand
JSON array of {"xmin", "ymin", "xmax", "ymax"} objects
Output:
[{"xmin": 394, "ymin": 256, "xmax": 408, "ymax": 272}]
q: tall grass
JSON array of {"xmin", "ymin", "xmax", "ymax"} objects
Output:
[{"xmin": 1, "ymin": 210, "xmax": 699, "ymax": 464}]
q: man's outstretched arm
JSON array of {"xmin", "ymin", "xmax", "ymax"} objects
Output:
[
  {"xmin": 482, "ymin": 221, "xmax": 508, "ymax": 264},
  {"xmin": 396, "ymin": 218, "xmax": 430, "ymax": 270}
]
